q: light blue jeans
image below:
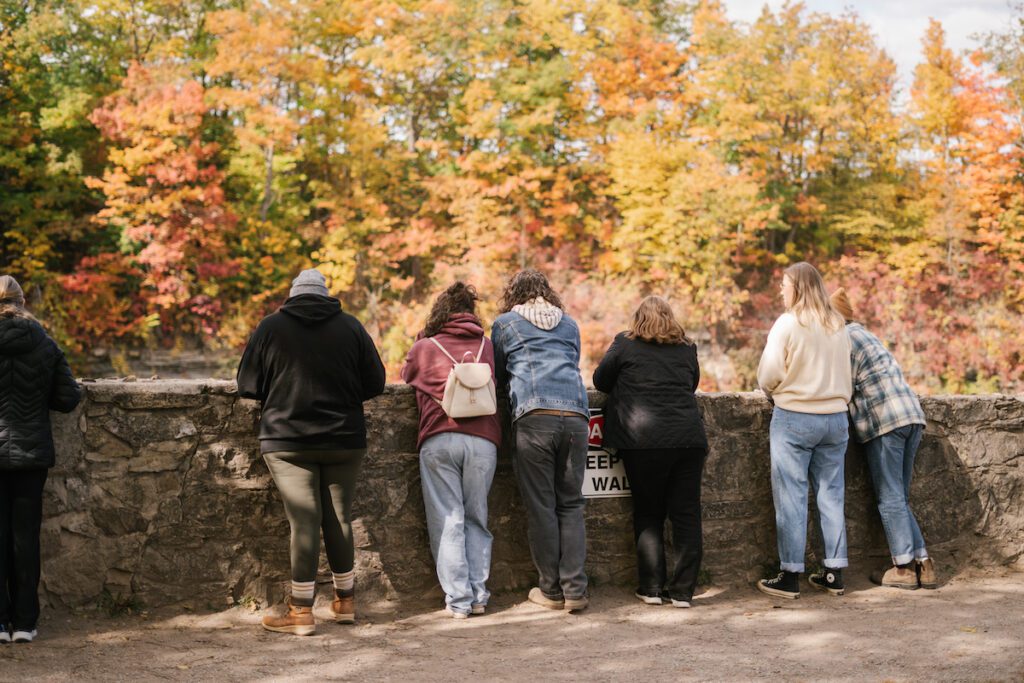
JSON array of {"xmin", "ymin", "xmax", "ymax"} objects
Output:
[
  {"xmin": 863, "ymin": 424, "xmax": 928, "ymax": 565},
  {"xmin": 419, "ymin": 432, "xmax": 498, "ymax": 615},
  {"xmin": 770, "ymin": 407, "xmax": 849, "ymax": 573}
]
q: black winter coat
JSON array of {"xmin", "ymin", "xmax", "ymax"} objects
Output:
[
  {"xmin": 592, "ymin": 332, "xmax": 707, "ymax": 452},
  {"xmin": 0, "ymin": 315, "xmax": 82, "ymax": 470},
  {"xmin": 236, "ymin": 295, "xmax": 386, "ymax": 452}
]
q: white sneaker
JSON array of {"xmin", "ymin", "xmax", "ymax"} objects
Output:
[
  {"xmin": 445, "ymin": 606, "xmax": 468, "ymax": 620},
  {"xmin": 0, "ymin": 629, "xmax": 10, "ymax": 644},
  {"xmin": 12, "ymin": 629, "xmax": 37, "ymax": 643},
  {"xmin": 670, "ymin": 599, "xmax": 691, "ymax": 608},
  {"xmin": 634, "ymin": 591, "xmax": 663, "ymax": 605}
]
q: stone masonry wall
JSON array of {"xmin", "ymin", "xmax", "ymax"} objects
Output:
[{"xmin": 44, "ymin": 381, "xmax": 1023, "ymax": 610}]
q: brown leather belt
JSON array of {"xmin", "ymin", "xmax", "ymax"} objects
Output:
[{"xmin": 527, "ymin": 409, "xmax": 585, "ymax": 418}]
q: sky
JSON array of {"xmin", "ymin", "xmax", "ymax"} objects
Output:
[{"xmin": 724, "ymin": 0, "xmax": 1016, "ymax": 93}]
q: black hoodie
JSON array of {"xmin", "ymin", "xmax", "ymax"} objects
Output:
[
  {"xmin": 0, "ymin": 316, "xmax": 82, "ymax": 470},
  {"xmin": 236, "ymin": 295, "xmax": 386, "ymax": 452}
]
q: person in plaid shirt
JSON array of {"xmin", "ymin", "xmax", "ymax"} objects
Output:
[{"xmin": 831, "ymin": 288, "xmax": 937, "ymax": 590}]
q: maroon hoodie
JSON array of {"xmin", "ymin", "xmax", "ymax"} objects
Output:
[{"xmin": 401, "ymin": 313, "xmax": 502, "ymax": 449}]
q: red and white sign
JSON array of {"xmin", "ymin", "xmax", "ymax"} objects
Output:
[{"xmin": 582, "ymin": 408, "xmax": 631, "ymax": 498}]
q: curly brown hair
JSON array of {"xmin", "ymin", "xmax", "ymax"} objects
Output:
[
  {"xmin": 423, "ymin": 281, "xmax": 479, "ymax": 337},
  {"xmin": 497, "ymin": 269, "xmax": 564, "ymax": 313}
]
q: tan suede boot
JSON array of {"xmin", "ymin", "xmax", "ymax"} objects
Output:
[
  {"xmin": 874, "ymin": 565, "xmax": 919, "ymax": 590},
  {"xmin": 332, "ymin": 589, "xmax": 355, "ymax": 624},
  {"xmin": 917, "ymin": 558, "xmax": 938, "ymax": 589},
  {"xmin": 262, "ymin": 598, "xmax": 316, "ymax": 636}
]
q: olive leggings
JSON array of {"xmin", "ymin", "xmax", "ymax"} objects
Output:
[{"xmin": 263, "ymin": 449, "xmax": 365, "ymax": 582}]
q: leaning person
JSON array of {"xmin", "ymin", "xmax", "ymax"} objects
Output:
[
  {"xmin": 757, "ymin": 262, "xmax": 852, "ymax": 599},
  {"xmin": 831, "ymin": 288, "xmax": 935, "ymax": 590},
  {"xmin": 0, "ymin": 276, "xmax": 81, "ymax": 644},
  {"xmin": 491, "ymin": 270, "xmax": 590, "ymax": 612},
  {"xmin": 401, "ymin": 282, "xmax": 501, "ymax": 619},
  {"xmin": 593, "ymin": 296, "xmax": 708, "ymax": 608},
  {"xmin": 237, "ymin": 269, "xmax": 386, "ymax": 635}
]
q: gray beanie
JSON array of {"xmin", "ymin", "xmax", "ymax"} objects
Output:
[{"xmin": 289, "ymin": 269, "xmax": 330, "ymax": 298}]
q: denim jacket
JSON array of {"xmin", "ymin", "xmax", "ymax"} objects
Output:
[{"xmin": 491, "ymin": 310, "xmax": 589, "ymax": 422}]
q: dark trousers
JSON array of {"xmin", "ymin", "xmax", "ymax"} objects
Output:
[
  {"xmin": 513, "ymin": 413, "xmax": 589, "ymax": 600},
  {"xmin": 0, "ymin": 468, "xmax": 48, "ymax": 630},
  {"xmin": 622, "ymin": 448, "xmax": 705, "ymax": 601}
]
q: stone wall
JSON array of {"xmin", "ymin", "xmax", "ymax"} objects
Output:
[{"xmin": 44, "ymin": 381, "xmax": 1023, "ymax": 610}]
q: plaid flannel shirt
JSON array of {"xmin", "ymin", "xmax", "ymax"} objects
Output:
[{"xmin": 847, "ymin": 323, "xmax": 925, "ymax": 443}]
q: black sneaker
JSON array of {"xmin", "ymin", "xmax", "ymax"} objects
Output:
[
  {"xmin": 757, "ymin": 571, "xmax": 800, "ymax": 599},
  {"xmin": 808, "ymin": 568, "xmax": 845, "ymax": 596}
]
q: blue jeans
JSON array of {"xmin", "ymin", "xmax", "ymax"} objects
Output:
[
  {"xmin": 419, "ymin": 433, "xmax": 498, "ymax": 615},
  {"xmin": 770, "ymin": 407, "xmax": 849, "ymax": 573},
  {"xmin": 513, "ymin": 412, "xmax": 589, "ymax": 600},
  {"xmin": 863, "ymin": 424, "xmax": 927, "ymax": 565}
]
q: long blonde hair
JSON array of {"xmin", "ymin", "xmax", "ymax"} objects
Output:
[
  {"xmin": 784, "ymin": 262, "xmax": 844, "ymax": 333},
  {"xmin": 626, "ymin": 296, "xmax": 693, "ymax": 345},
  {"xmin": 0, "ymin": 275, "xmax": 33, "ymax": 321}
]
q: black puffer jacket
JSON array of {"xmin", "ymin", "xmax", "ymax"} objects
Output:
[
  {"xmin": 593, "ymin": 332, "xmax": 707, "ymax": 451},
  {"xmin": 0, "ymin": 315, "xmax": 82, "ymax": 470}
]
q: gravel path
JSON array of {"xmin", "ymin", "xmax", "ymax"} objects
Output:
[{"xmin": 3, "ymin": 568, "xmax": 1023, "ymax": 682}]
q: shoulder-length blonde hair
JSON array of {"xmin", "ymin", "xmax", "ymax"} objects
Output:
[
  {"xmin": 0, "ymin": 275, "xmax": 34, "ymax": 321},
  {"xmin": 626, "ymin": 296, "xmax": 693, "ymax": 345},
  {"xmin": 784, "ymin": 262, "xmax": 844, "ymax": 333}
]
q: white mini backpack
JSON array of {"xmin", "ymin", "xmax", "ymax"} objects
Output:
[{"xmin": 428, "ymin": 337, "xmax": 497, "ymax": 418}]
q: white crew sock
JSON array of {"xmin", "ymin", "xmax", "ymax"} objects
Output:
[
  {"xmin": 291, "ymin": 580, "xmax": 316, "ymax": 602},
  {"xmin": 333, "ymin": 571, "xmax": 354, "ymax": 592}
]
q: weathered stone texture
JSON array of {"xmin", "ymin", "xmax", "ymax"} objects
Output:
[{"xmin": 45, "ymin": 381, "xmax": 1023, "ymax": 609}]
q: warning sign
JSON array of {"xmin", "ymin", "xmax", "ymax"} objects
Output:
[{"xmin": 582, "ymin": 408, "xmax": 631, "ymax": 498}]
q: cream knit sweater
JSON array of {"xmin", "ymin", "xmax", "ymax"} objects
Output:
[{"xmin": 757, "ymin": 312, "xmax": 852, "ymax": 414}]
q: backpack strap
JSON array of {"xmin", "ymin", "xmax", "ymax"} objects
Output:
[
  {"xmin": 427, "ymin": 337, "xmax": 458, "ymax": 366},
  {"xmin": 473, "ymin": 337, "xmax": 485, "ymax": 363}
]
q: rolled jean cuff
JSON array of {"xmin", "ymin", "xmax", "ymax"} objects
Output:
[
  {"xmin": 780, "ymin": 561, "xmax": 804, "ymax": 573},
  {"xmin": 823, "ymin": 558, "xmax": 848, "ymax": 569},
  {"xmin": 892, "ymin": 551, "xmax": 915, "ymax": 566},
  {"xmin": 914, "ymin": 548, "xmax": 929, "ymax": 560}
]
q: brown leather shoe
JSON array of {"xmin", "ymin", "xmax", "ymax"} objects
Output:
[
  {"xmin": 262, "ymin": 598, "xmax": 316, "ymax": 636},
  {"xmin": 917, "ymin": 558, "xmax": 938, "ymax": 589},
  {"xmin": 332, "ymin": 590, "xmax": 355, "ymax": 624},
  {"xmin": 874, "ymin": 565, "xmax": 918, "ymax": 590}
]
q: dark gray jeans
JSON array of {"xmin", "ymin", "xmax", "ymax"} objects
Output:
[{"xmin": 513, "ymin": 412, "xmax": 589, "ymax": 600}]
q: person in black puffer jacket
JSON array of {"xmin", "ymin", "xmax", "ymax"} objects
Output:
[
  {"xmin": 593, "ymin": 296, "xmax": 707, "ymax": 608},
  {"xmin": 0, "ymin": 276, "xmax": 81, "ymax": 644}
]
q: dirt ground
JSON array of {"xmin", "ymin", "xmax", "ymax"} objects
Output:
[{"xmin": 2, "ymin": 568, "xmax": 1023, "ymax": 682}]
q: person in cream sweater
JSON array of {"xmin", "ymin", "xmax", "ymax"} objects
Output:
[{"xmin": 756, "ymin": 262, "xmax": 853, "ymax": 599}]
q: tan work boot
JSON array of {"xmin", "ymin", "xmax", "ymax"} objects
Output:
[
  {"xmin": 527, "ymin": 587, "xmax": 564, "ymax": 610},
  {"xmin": 872, "ymin": 564, "xmax": 918, "ymax": 590},
  {"xmin": 332, "ymin": 589, "xmax": 355, "ymax": 624},
  {"xmin": 917, "ymin": 558, "xmax": 938, "ymax": 589},
  {"xmin": 262, "ymin": 598, "xmax": 316, "ymax": 636}
]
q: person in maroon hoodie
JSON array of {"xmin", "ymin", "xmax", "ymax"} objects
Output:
[{"xmin": 401, "ymin": 282, "xmax": 501, "ymax": 618}]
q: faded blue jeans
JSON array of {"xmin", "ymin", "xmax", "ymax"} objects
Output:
[
  {"xmin": 863, "ymin": 424, "xmax": 928, "ymax": 565},
  {"xmin": 770, "ymin": 407, "xmax": 849, "ymax": 573},
  {"xmin": 419, "ymin": 432, "xmax": 498, "ymax": 616}
]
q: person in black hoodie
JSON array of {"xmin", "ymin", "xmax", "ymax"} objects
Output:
[
  {"xmin": 593, "ymin": 296, "xmax": 708, "ymax": 608},
  {"xmin": 237, "ymin": 269, "xmax": 386, "ymax": 635},
  {"xmin": 0, "ymin": 275, "xmax": 81, "ymax": 644}
]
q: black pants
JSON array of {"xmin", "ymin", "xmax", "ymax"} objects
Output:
[
  {"xmin": 622, "ymin": 448, "xmax": 705, "ymax": 601},
  {"xmin": 0, "ymin": 468, "xmax": 48, "ymax": 630}
]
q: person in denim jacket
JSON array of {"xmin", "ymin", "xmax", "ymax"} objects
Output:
[{"xmin": 491, "ymin": 270, "xmax": 590, "ymax": 612}]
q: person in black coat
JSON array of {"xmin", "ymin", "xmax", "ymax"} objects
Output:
[
  {"xmin": 593, "ymin": 296, "xmax": 708, "ymax": 607},
  {"xmin": 236, "ymin": 269, "xmax": 386, "ymax": 635},
  {"xmin": 0, "ymin": 276, "xmax": 81, "ymax": 643}
]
